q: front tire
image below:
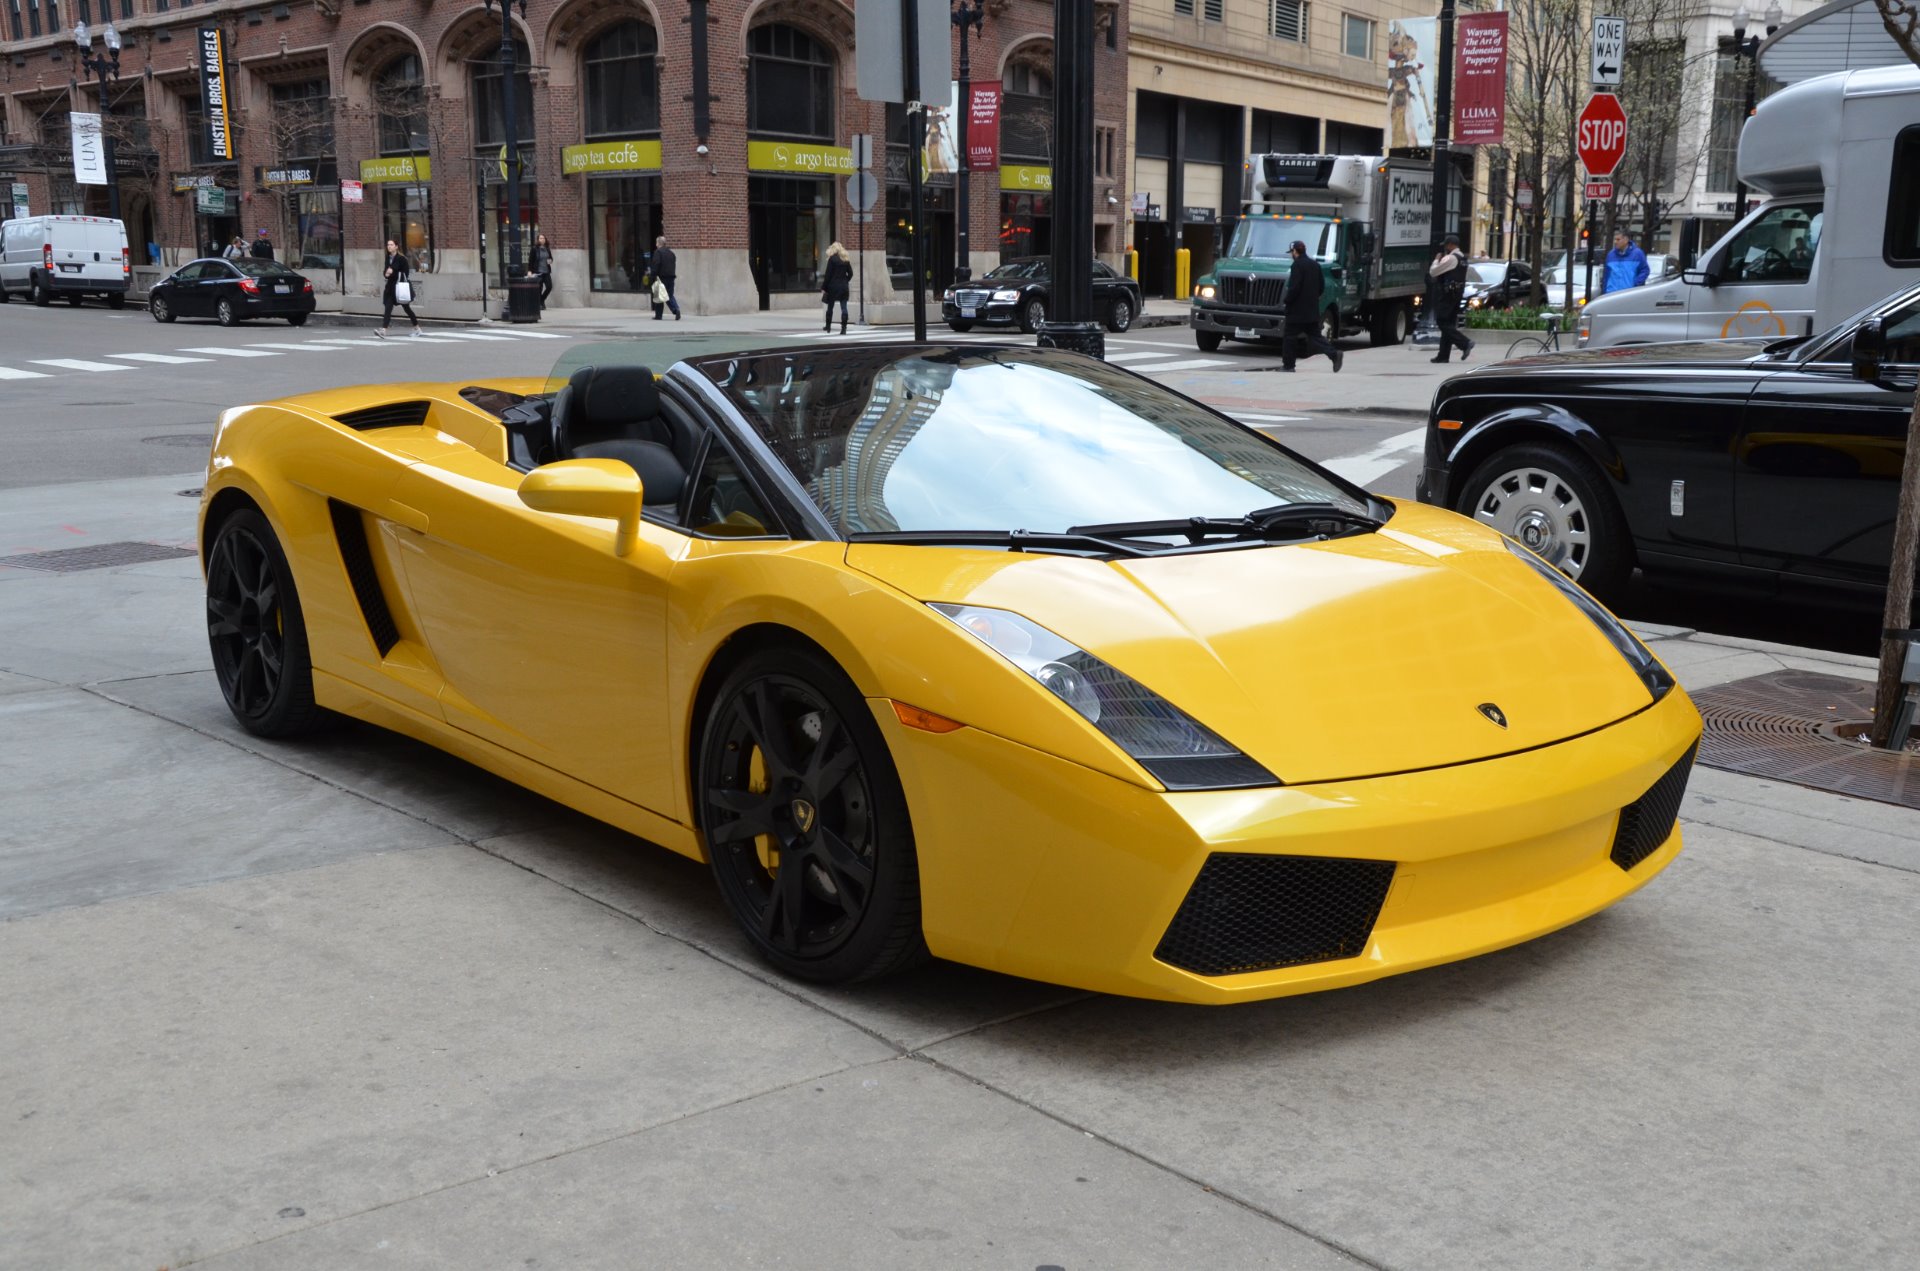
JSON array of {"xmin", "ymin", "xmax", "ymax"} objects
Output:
[
  {"xmin": 698, "ymin": 645, "xmax": 927, "ymax": 984},
  {"xmin": 1105, "ymin": 294, "xmax": 1135, "ymax": 333},
  {"xmin": 151, "ymin": 295, "xmax": 175, "ymax": 323},
  {"xmin": 1458, "ymin": 442, "xmax": 1632, "ymax": 599},
  {"xmin": 946, "ymin": 320, "xmax": 975, "ymax": 333},
  {"xmin": 1321, "ymin": 306, "xmax": 1341, "ymax": 345},
  {"xmin": 216, "ymin": 298, "xmax": 239, "ymax": 327},
  {"xmin": 1195, "ymin": 329, "xmax": 1223, "ymax": 352},
  {"xmin": 1018, "ymin": 296, "xmax": 1047, "ymax": 334},
  {"xmin": 205, "ymin": 507, "xmax": 325, "ymax": 738}
]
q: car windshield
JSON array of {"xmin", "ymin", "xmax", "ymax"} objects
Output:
[
  {"xmin": 985, "ymin": 260, "xmax": 1046, "ymax": 281},
  {"xmin": 690, "ymin": 346, "xmax": 1370, "ymax": 538},
  {"xmin": 1226, "ymin": 218, "xmax": 1334, "ymax": 261},
  {"xmin": 1468, "ymin": 263, "xmax": 1507, "ymax": 285},
  {"xmin": 233, "ymin": 260, "xmax": 298, "ymax": 278}
]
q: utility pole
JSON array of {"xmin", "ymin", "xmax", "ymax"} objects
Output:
[
  {"xmin": 952, "ymin": 0, "xmax": 985, "ymax": 283},
  {"xmin": 73, "ymin": 22, "xmax": 123, "ymax": 222},
  {"xmin": 484, "ymin": 0, "xmax": 532, "ymax": 320},
  {"xmin": 1425, "ymin": 0, "xmax": 1456, "ymax": 252},
  {"xmin": 904, "ymin": 0, "xmax": 928, "ymax": 341},
  {"xmin": 1039, "ymin": 0, "xmax": 1101, "ymax": 357}
]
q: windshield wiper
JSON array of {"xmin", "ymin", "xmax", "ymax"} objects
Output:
[
  {"xmin": 847, "ymin": 529, "xmax": 1155, "ymax": 557},
  {"xmin": 1069, "ymin": 502, "xmax": 1384, "ymax": 543}
]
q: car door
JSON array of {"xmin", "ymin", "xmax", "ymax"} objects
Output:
[
  {"xmin": 165, "ymin": 263, "xmax": 209, "ymax": 315},
  {"xmin": 387, "ymin": 439, "xmax": 680, "ymax": 816},
  {"xmin": 201, "ymin": 262, "xmax": 241, "ymax": 314},
  {"xmin": 1688, "ymin": 200, "xmax": 1823, "ymax": 342},
  {"xmin": 1735, "ymin": 295, "xmax": 1918, "ymax": 588}
]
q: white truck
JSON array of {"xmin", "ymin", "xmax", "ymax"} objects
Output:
[
  {"xmin": 0, "ymin": 215, "xmax": 132, "ymax": 308},
  {"xmin": 1578, "ymin": 64, "xmax": 1920, "ymax": 348}
]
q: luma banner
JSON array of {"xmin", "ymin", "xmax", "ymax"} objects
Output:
[{"xmin": 198, "ymin": 27, "xmax": 235, "ymax": 162}]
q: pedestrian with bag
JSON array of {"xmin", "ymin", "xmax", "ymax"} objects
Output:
[
  {"xmin": 222, "ymin": 235, "xmax": 247, "ymax": 261},
  {"xmin": 821, "ymin": 241, "xmax": 852, "ymax": 334},
  {"xmin": 1281, "ymin": 240, "xmax": 1344, "ymax": 373},
  {"xmin": 650, "ymin": 235, "xmax": 681, "ymax": 319},
  {"xmin": 1427, "ymin": 233, "xmax": 1475, "ymax": 364},
  {"xmin": 375, "ymin": 238, "xmax": 422, "ymax": 339},
  {"xmin": 531, "ymin": 233, "xmax": 555, "ymax": 308}
]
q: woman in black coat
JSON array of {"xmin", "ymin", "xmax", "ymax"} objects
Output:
[
  {"xmin": 376, "ymin": 239, "xmax": 420, "ymax": 339},
  {"xmin": 821, "ymin": 241, "xmax": 853, "ymax": 335}
]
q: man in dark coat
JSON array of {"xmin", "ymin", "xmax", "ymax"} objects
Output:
[
  {"xmin": 650, "ymin": 234, "xmax": 681, "ymax": 320},
  {"xmin": 250, "ymin": 229, "xmax": 275, "ymax": 262},
  {"xmin": 1427, "ymin": 233, "xmax": 1475, "ymax": 363},
  {"xmin": 1281, "ymin": 240, "xmax": 1343, "ymax": 372}
]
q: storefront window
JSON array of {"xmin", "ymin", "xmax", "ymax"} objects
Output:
[
  {"xmin": 383, "ymin": 185, "xmax": 432, "ymax": 269},
  {"xmin": 475, "ymin": 41, "xmax": 537, "ymax": 286},
  {"xmin": 885, "ymin": 182, "xmax": 954, "ymax": 292},
  {"xmin": 585, "ymin": 22, "xmax": 659, "ymax": 137},
  {"xmin": 589, "ymin": 176, "xmax": 660, "ymax": 292},
  {"xmin": 747, "ymin": 24, "xmax": 834, "ymax": 140},
  {"xmin": 481, "ymin": 184, "xmax": 539, "ymax": 286},
  {"xmin": 749, "ymin": 176, "xmax": 832, "ymax": 296},
  {"xmin": 293, "ymin": 190, "xmax": 341, "ymax": 272},
  {"xmin": 375, "ymin": 56, "xmax": 427, "ymax": 155},
  {"xmin": 1001, "ymin": 192, "xmax": 1052, "ymax": 258}
]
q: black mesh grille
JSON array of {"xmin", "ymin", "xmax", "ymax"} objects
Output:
[
  {"xmin": 1217, "ymin": 274, "xmax": 1287, "ymax": 309},
  {"xmin": 333, "ymin": 401, "xmax": 431, "ymax": 431},
  {"xmin": 327, "ymin": 500, "xmax": 400, "ymax": 656},
  {"xmin": 1610, "ymin": 743, "xmax": 1698, "ymax": 871},
  {"xmin": 1154, "ymin": 854, "xmax": 1395, "ymax": 977}
]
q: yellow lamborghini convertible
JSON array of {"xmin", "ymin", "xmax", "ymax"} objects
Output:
[{"xmin": 199, "ymin": 336, "xmax": 1701, "ymax": 1004}]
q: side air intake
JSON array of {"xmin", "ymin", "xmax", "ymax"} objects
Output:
[
  {"xmin": 1155, "ymin": 854, "xmax": 1395, "ymax": 977},
  {"xmin": 327, "ymin": 500, "xmax": 400, "ymax": 656},
  {"xmin": 1609, "ymin": 743, "xmax": 1698, "ymax": 872},
  {"xmin": 333, "ymin": 401, "xmax": 432, "ymax": 431}
]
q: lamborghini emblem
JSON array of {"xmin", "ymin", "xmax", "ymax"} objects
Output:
[
  {"xmin": 791, "ymin": 799, "xmax": 817, "ymax": 833},
  {"xmin": 1477, "ymin": 703, "xmax": 1508, "ymax": 729}
]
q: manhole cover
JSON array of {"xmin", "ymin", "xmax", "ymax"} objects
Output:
[
  {"xmin": 0, "ymin": 541, "xmax": 197, "ymax": 572},
  {"xmin": 143, "ymin": 434, "xmax": 215, "ymax": 448},
  {"xmin": 179, "ymin": 487, "xmax": 204, "ymax": 498},
  {"xmin": 1692, "ymin": 670, "xmax": 1920, "ymax": 809}
]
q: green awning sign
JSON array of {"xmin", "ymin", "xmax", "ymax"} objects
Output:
[
  {"xmin": 360, "ymin": 155, "xmax": 431, "ymax": 184},
  {"xmin": 562, "ymin": 139, "xmax": 663, "ymax": 175}
]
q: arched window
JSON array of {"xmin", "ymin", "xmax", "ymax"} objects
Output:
[
  {"xmin": 375, "ymin": 55, "xmax": 426, "ymax": 156},
  {"xmin": 584, "ymin": 22, "xmax": 659, "ymax": 138},
  {"xmin": 472, "ymin": 41, "xmax": 535, "ymax": 148},
  {"xmin": 747, "ymin": 23, "xmax": 833, "ymax": 140}
]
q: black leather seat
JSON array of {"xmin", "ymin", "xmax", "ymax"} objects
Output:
[{"xmin": 551, "ymin": 364, "xmax": 687, "ymax": 506}]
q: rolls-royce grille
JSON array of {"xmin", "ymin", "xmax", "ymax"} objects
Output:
[
  {"xmin": 1217, "ymin": 274, "xmax": 1286, "ymax": 309},
  {"xmin": 1610, "ymin": 743, "xmax": 1698, "ymax": 871},
  {"xmin": 1154, "ymin": 854, "xmax": 1395, "ymax": 977}
]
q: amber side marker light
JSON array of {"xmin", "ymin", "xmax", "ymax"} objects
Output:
[
  {"xmin": 892, "ymin": 701, "xmax": 965, "ymax": 733},
  {"xmin": 1438, "ymin": 419, "xmax": 1465, "ymax": 431}
]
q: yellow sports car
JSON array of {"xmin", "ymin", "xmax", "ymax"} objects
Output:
[{"xmin": 200, "ymin": 336, "xmax": 1701, "ymax": 1004}]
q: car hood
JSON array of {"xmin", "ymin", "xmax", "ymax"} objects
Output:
[
  {"xmin": 845, "ymin": 502, "xmax": 1658, "ymax": 786},
  {"xmin": 1476, "ymin": 338, "xmax": 1777, "ymax": 373}
]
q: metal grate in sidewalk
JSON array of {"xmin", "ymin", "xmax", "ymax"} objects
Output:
[
  {"xmin": 1692, "ymin": 669, "xmax": 1920, "ymax": 810},
  {"xmin": 0, "ymin": 542, "xmax": 198, "ymax": 573}
]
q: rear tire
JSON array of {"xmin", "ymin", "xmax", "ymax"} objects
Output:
[
  {"xmin": 697, "ymin": 644, "xmax": 927, "ymax": 984},
  {"xmin": 1458, "ymin": 441, "xmax": 1632, "ymax": 600},
  {"xmin": 31, "ymin": 275, "xmax": 50, "ymax": 306},
  {"xmin": 1369, "ymin": 301, "xmax": 1410, "ymax": 346},
  {"xmin": 107, "ymin": 293, "xmax": 126, "ymax": 310},
  {"xmin": 1195, "ymin": 329, "xmax": 1223, "ymax": 352},
  {"xmin": 1104, "ymin": 294, "xmax": 1135, "ymax": 334},
  {"xmin": 216, "ymin": 298, "xmax": 239, "ymax": 327},
  {"xmin": 205, "ymin": 507, "xmax": 325, "ymax": 738},
  {"xmin": 287, "ymin": 313, "xmax": 309, "ymax": 327},
  {"xmin": 67, "ymin": 292, "xmax": 83, "ymax": 306}
]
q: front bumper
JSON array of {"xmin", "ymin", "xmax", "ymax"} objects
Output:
[
  {"xmin": 881, "ymin": 685, "xmax": 1701, "ymax": 1004},
  {"xmin": 941, "ymin": 300, "xmax": 1018, "ymax": 326},
  {"xmin": 1190, "ymin": 305, "xmax": 1284, "ymax": 339}
]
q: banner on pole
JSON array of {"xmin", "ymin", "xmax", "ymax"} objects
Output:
[
  {"xmin": 71, "ymin": 113, "xmax": 108, "ymax": 185},
  {"xmin": 1386, "ymin": 18, "xmax": 1437, "ymax": 149},
  {"xmin": 198, "ymin": 27, "xmax": 235, "ymax": 162},
  {"xmin": 966, "ymin": 83, "xmax": 1001, "ymax": 172},
  {"xmin": 1454, "ymin": 12, "xmax": 1509, "ymax": 147}
]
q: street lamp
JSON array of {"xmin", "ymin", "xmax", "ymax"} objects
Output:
[
  {"xmin": 481, "ymin": 0, "xmax": 532, "ymax": 319},
  {"xmin": 1730, "ymin": 1, "xmax": 1784, "ymax": 221},
  {"xmin": 952, "ymin": 0, "xmax": 986, "ymax": 283},
  {"xmin": 73, "ymin": 21, "xmax": 123, "ymax": 221}
]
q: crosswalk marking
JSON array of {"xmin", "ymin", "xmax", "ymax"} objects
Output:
[
  {"xmin": 31, "ymin": 358, "xmax": 131, "ymax": 373},
  {"xmin": 0, "ymin": 365, "xmax": 52, "ymax": 379},
  {"xmin": 1238, "ymin": 413, "xmax": 1308, "ymax": 423},
  {"xmin": 1322, "ymin": 429, "xmax": 1426, "ymax": 487},
  {"xmin": 107, "ymin": 352, "xmax": 215, "ymax": 365},
  {"xmin": 179, "ymin": 346, "xmax": 279, "ymax": 358},
  {"xmin": 432, "ymin": 332, "xmax": 521, "ymax": 341},
  {"xmin": 241, "ymin": 343, "xmax": 340, "ymax": 352},
  {"xmin": 1130, "ymin": 357, "xmax": 1231, "ymax": 373},
  {"xmin": 1104, "ymin": 351, "xmax": 1168, "ymax": 363},
  {"xmin": 499, "ymin": 329, "xmax": 568, "ymax": 338}
]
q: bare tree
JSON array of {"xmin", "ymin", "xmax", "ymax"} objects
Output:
[
  {"xmin": 1608, "ymin": 0, "xmax": 1714, "ymax": 249},
  {"xmin": 1869, "ymin": 0, "xmax": 1920, "ymax": 747},
  {"xmin": 1501, "ymin": 0, "xmax": 1584, "ymax": 303}
]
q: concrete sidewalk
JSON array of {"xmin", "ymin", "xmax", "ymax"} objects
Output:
[{"xmin": 6, "ymin": 472, "xmax": 1914, "ymax": 1270}]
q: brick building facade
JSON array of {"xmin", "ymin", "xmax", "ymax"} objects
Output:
[{"xmin": 0, "ymin": 0, "xmax": 1128, "ymax": 315}]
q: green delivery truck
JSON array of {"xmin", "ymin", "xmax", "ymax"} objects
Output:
[{"xmin": 1189, "ymin": 154, "xmax": 1433, "ymax": 352}]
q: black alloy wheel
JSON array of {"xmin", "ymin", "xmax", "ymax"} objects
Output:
[
  {"xmin": 1019, "ymin": 295, "xmax": 1047, "ymax": 334},
  {"xmin": 699, "ymin": 646, "xmax": 926, "ymax": 983},
  {"xmin": 1105, "ymin": 294, "xmax": 1134, "ymax": 334},
  {"xmin": 216, "ymin": 297, "xmax": 239, "ymax": 327},
  {"xmin": 205, "ymin": 508, "xmax": 324, "ymax": 738},
  {"xmin": 150, "ymin": 294, "xmax": 175, "ymax": 323}
]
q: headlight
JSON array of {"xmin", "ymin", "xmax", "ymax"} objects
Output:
[
  {"xmin": 1576, "ymin": 313, "xmax": 1592, "ymax": 347},
  {"xmin": 1467, "ymin": 296, "xmax": 1483, "ymax": 310},
  {"xmin": 1195, "ymin": 284, "xmax": 1216, "ymax": 300},
  {"xmin": 1412, "ymin": 294, "xmax": 1423, "ymax": 307},
  {"xmin": 1504, "ymin": 540, "xmax": 1674, "ymax": 701},
  {"xmin": 941, "ymin": 288, "xmax": 955, "ymax": 301},
  {"xmin": 930, "ymin": 603, "xmax": 1279, "ymax": 790},
  {"xmin": 991, "ymin": 289, "xmax": 1020, "ymax": 302}
]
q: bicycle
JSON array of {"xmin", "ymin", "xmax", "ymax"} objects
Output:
[{"xmin": 1505, "ymin": 310, "xmax": 1564, "ymax": 359}]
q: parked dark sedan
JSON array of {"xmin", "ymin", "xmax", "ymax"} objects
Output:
[
  {"xmin": 1463, "ymin": 259, "xmax": 1534, "ymax": 311},
  {"xmin": 1416, "ymin": 282, "xmax": 1920, "ymax": 608},
  {"xmin": 148, "ymin": 258, "xmax": 316, "ymax": 327},
  {"xmin": 942, "ymin": 258, "xmax": 1144, "ymax": 334}
]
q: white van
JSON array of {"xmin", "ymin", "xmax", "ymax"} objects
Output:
[
  {"xmin": 1578, "ymin": 64, "xmax": 1920, "ymax": 347},
  {"xmin": 0, "ymin": 215, "xmax": 132, "ymax": 308}
]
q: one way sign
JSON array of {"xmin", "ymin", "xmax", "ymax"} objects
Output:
[{"xmin": 1592, "ymin": 16, "xmax": 1627, "ymax": 86}]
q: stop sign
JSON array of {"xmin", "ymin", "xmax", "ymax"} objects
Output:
[{"xmin": 1577, "ymin": 92, "xmax": 1629, "ymax": 178}]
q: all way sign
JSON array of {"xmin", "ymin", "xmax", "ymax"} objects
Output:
[{"xmin": 1592, "ymin": 16, "xmax": 1626, "ymax": 87}]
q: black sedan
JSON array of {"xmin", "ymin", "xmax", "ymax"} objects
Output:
[
  {"xmin": 148, "ymin": 258, "xmax": 317, "ymax": 327},
  {"xmin": 1416, "ymin": 283, "xmax": 1920, "ymax": 608},
  {"xmin": 1463, "ymin": 260, "xmax": 1534, "ymax": 311},
  {"xmin": 942, "ymin": 258, "xmax": 1144, "ymax": 335}
]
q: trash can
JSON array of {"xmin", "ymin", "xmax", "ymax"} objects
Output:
[{"xmin": 506, "ymin": 269, "xmax": 542, "ymax": 324}]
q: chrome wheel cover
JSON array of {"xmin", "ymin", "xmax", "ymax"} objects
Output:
[{"xmin": 1470, "ymin": 466, "xmax": 1592, "ymax": 578}]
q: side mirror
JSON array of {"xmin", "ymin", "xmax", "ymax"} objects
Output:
[
  {"xmin": 518, "ymin": 459, "xmax": 644, "ymax": 557},
  {"xmin": 1853, "ymin": 316, "xmax": 1888, "ymax": 385},
  {"xmin": 1680, "ymin": 268, "xmax": 1717, "ymax": 287}
]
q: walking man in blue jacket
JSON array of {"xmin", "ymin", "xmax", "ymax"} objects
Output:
[{"xmin": 1600, "ymin": 229, "xmax": 1649, "ymax": 294}]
